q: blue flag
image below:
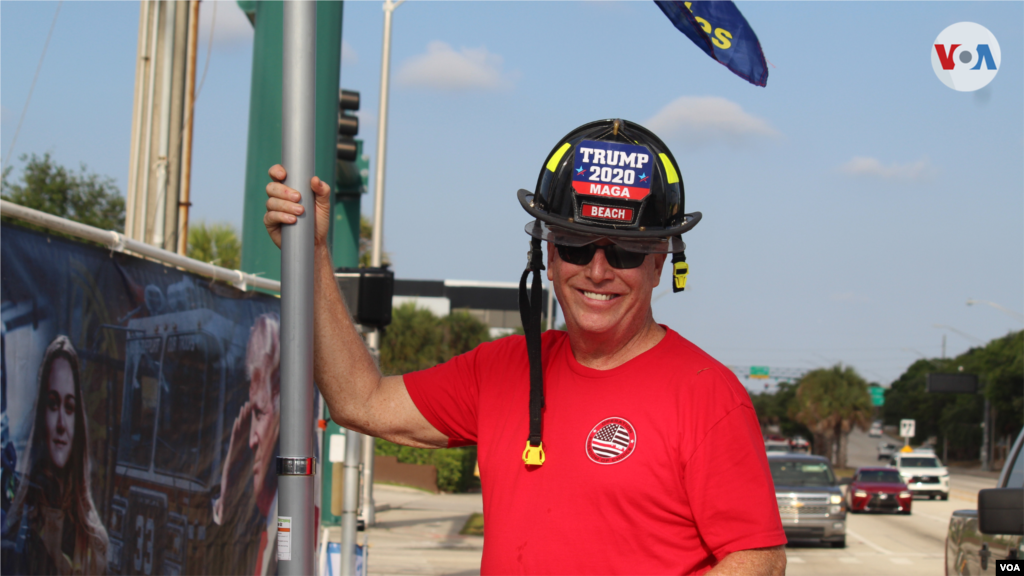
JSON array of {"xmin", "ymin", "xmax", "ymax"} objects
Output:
[{"xmin": 655, "ymin": 1, "xmax": 768, "ymax": 87}]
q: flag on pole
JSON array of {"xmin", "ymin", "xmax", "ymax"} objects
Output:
[{"xmin": 655, "ymin": 1, "xmax": 768, "ymax": 87}]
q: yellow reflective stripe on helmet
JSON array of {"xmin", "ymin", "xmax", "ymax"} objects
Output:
[
  {"xmin": 659, "ymin": 153, "xmax": 680, "ymax": 184},
  {"xmin": 546, "ymin": 143, "xmax": 572, "ymax": 172}
]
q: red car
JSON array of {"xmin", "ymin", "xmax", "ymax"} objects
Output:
[{"xmin": 846, "ymin": 467, "xmax": 912, "ymax": 514}]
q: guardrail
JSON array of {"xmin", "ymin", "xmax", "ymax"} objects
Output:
[{"xmin": 1, "ymin": 199, "xmax": 280, "ymax": 293}]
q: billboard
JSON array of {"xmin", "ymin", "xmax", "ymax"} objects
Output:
[
  {"xmin": 926, "ymin": 373, "xmax": 979, "ymax": 394},
  {"xmin": 0, "ymin": 224, "xmax": 305, "ymax": 575}
]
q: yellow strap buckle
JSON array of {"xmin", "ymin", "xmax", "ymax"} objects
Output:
[
  {"xmin": 522, "ymin": 442, "xmax": 546, "ymax": 466},
  {"xmin": 673, "ymin": 261, "xmax": 689, "ymax": 291}
]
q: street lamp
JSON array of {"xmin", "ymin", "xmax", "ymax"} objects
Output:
[
  {"xmin": 355, "ymin": 0, "xmax": 406, "ymax": 540},
  {"xmin": 966, "ymin": 299, "xmax": 1024, "ymax": 323}
]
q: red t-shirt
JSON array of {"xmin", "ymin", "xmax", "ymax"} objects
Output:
[{"xmin": 404, "ymin": 328, "xmax": 785, "ymax": 575}]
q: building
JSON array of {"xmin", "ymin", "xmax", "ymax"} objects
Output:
[{"xmin": 393, "ymin": 279, "xmax": 555, "ymax": 338}]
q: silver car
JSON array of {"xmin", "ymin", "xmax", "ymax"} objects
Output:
[{"xmin": 769, "ymin": 454, "xmax": 848, "ymax": 548}]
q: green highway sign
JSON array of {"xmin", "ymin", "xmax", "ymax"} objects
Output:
[
  {"xmin": 750, "ymin": 366, "xmax": 770, "ymax": 379},
  {"xmin": 869, "ymin": 386, "xmax": 885, "ymax": 406}
]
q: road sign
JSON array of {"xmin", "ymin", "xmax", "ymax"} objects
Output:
[
  {"xmin": 926, "ymin": 373, "xmax": 978, "ymax": 394},
  {"xmin": 869, "ymin": 387, "xmax": 885, "ymax": 406},
  {"xmin": 750, "ymin": 366, "xmax": 770, "ymax": 379},
  {"xmin": 900, "ymin": 419, "xmax": 916, "ymax": 438}
]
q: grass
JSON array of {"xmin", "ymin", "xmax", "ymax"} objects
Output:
[{"xmin": 460, "ymin": 513, "xmax": 484, "ymax": 536}]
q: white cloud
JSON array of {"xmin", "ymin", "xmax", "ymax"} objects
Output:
[
  {"xmin": 644, "ymin": 96, "xmax": 779, "ymax": 145},
  {"xmin": 395, "ymin": 41, "xmax": 516, "ymax": 91},
  {"xmin": 838, "ymin": 156, "xmax": 935, "ymax": 182},
  {"xmin": 342, "ymin": 40, "xmax": 358, "ymax": 66},
  {"xmin": 198, "ymin": 1, "xmax": 254, "ymax": 50}
]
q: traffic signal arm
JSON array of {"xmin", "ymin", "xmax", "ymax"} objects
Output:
[{"xmin": 311, "ymin": 244, "xmax": 448, "ymax": 449}]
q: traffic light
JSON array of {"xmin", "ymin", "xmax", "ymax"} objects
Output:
[
  {"xmin": 337, "ymin": 89, "xmax": 359, "ymax": 161},
  {"xmin": 335, "ymin": 89, "xmax": 368, "ymax": 197}
]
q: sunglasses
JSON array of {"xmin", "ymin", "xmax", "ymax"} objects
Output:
[{"xmin": 555, "ymin": 243, "xmax": 647, "ymax": 269}]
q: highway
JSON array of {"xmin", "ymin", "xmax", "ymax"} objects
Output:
[{"xmin": 785, "ymin": 429, "xmax": 998, "ymax": 576}]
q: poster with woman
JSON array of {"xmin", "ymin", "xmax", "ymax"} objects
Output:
[{"xmin": 1, "ymin": 224, "xmax": 292, "ymax": 575}]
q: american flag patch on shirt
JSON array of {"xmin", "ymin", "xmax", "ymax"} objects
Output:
[{"xmin": 586, "ymin": 417, "xmax": 637, "ymax": 464}]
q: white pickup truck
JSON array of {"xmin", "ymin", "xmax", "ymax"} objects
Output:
[{"xmin": 945, "ymin": 429, "xmax": 1024, "ymax": 575}]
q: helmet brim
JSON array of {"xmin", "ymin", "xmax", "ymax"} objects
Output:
[{"xmin": 518, "ymin": 189, "xmax": 700, "ymax": 254}]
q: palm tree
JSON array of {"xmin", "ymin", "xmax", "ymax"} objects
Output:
[
  {"xmin": 187, "ymin": 221, "xmax": 240, "ymax": 270},
  {"xmin": 791, "ymin": 364, "xmax": 873, "ymax": 468}
]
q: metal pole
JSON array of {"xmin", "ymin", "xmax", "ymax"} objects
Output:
[
  {"xmin": 357, "ymin": 0, "xmax": 405, "ymax": 531},
  {"xmin": 980, "ymin": 396, "xmax": 991, "ymax": 472},
  {"xmin": 360, "ymin": 348, "xmax": 377, "ymax": 526},
  {"xmin": 966, "ymin": 298, "xmax": 1024, "ymax": 323},
  {"xmin": 340, "ymin": 429, "xmax": 363, "ymax": 576},
  {"xmin": 138, "ymin": 0, "xmax": 163, "ymax": 242},
  {"xmin": 370, "ymin": 0, "xmax": 402, "ymax": 267},
  {"xmin": 151, "ymin": 0, "xmax": 176, "ymax": 247},
  {"xmin": 176, "ymin": 0, "xmax": 199, "ymax": 256},
  {"xmin": 279, "ymin": 2, "xmax": 317, "ymax": 574},
  {"xmin": 126, "ymin": 0, "xmax": 152, "ymax": 239}
]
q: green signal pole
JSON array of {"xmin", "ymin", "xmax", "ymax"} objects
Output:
[{"xmin": 238, "ymin": 0, "xmax": 347, "ymax": 280}]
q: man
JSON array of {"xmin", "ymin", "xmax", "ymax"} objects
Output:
[
  {"xmin": 211, "ymin": 312, "xmax": 281, "ymax": 576},
  {"xmin": 264, "ymin": 119, "xmax": 787, "ymax": 575}
]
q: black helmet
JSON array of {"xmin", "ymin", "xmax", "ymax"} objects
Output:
[
  {"xmin": 518, "ymin": 118, "xmax": 701, "ymax": 254},
  {"xmin": 515, "ymin": 120, "xmax": 702, "ymax": 468}
]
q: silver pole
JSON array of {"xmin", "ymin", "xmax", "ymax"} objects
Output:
[
  {"xmin": 358, "ymin": 0, "xmax": 404, "ymax": 531},
  {"xmin": 370, "ymin": 0, "xmax": 401, "ymax": 267},
  {"xmin": 340, "ymin": 430, "xmax": 363, "ymax": 576},
  {"xmin": 151, "ymin": 0, "xmax": 176, "ymax": 247},
  {"xmin": 137, "ymin": 0, "xmax": 163, "ymax": 242},
  {"xmin": 125, "ymin": 0, "xmax": 152, "ymax": 239},
  {"xmin": 981, "ymin": 395, "xmax": 991, "ymax": 472},
  {"xmin": 360, "ymin": 348, "xmax": 378, "ymax": 526},
  {"xmin": 279, "ymin": 2, "xmax": 317, "ymax": 575}
]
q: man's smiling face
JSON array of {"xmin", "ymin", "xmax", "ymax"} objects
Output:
[{"xmin": 547, "ymin": 240, "xmax": 666, "ymax": 338}]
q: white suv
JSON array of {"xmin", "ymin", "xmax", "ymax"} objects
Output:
[{"xmin": 889, "ymin": 452, "xmax": 950, "ymax": 500}]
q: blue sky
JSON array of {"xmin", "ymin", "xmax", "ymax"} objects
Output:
[{"xmin": 3, "ymin": 1, "xmax": 1022, "ymax": 387}]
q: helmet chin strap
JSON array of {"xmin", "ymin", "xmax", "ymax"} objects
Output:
[{"xmin": 519, "ymin": 234, "xmax": 547, "ymax": 466}]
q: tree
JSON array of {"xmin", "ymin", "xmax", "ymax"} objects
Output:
[
  {"xmin": 884, "ymin": 330, "xmax": 1022, "ymax": 463},
  {"xmin": 380, "ymin": 303, "xmax": 447, "ymax": 374},
  {"xmin": 375, "ymin": 303, "xmax": 491, "ymax": 493},
  {"xmin": 791, "ymin": 364, "xmax": 873, "ymax": 468},
  {"xmin": 380, "ymin": 303, "xmax": 492, "ymax": 375},
  {"xmin": 750, "ymin": 381, "xmax": 812, "ymax": 439},
  {"xmin": 187, "ymin": 221, "xmax": 241, "ymax": 270},
  {"xmin": 1, "ymin": 153, "xmax": 125, "ymax": 232}
]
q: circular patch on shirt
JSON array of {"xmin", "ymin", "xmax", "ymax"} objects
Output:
[{"xmin": 585, "ymin": 417, "xmax": 637, "ymax": 465}]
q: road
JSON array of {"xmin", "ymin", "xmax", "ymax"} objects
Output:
[
  {"xmin": 355, "ymin": 430, "xmax": 997, "ymax": 576},
  {"xmin": 786, "ymin": 429, "xmax": 998, "ymax": 576}
]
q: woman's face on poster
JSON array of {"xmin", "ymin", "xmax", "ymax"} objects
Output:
[{"xmin": 46, "ymin": 357, "xmax": 76, "ymax": 469}]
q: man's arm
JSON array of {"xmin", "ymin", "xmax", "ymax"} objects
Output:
[
  {"xmin": 706, "ymin": 546, "xmax": 786, "ymax": 576},
  {"xmin": 264, "ymin": 165, "xmax": 447, "ymax": 449}
]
